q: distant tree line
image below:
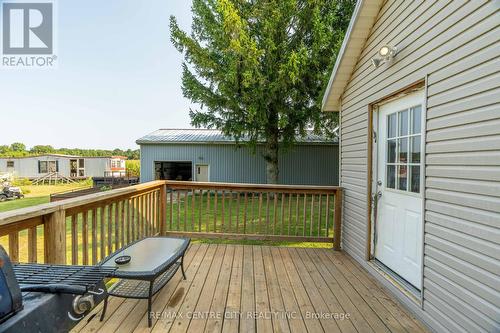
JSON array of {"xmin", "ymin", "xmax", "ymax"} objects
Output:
[{"xmin": 0, "ymin": 142, "xmax": 140, "ymax": 160}]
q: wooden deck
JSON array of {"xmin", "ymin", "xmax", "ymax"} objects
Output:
[{"xmin": 73, "ymin": 244, "xmax": 428, "ymax": 333}]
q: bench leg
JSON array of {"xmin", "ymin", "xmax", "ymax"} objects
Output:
[
  {"xmin": 181, "ymin": 255, "xmax": 186, "ymax": 280},
  {"xmin": 148, "ymin": 281, "xmax": 153, "ymax": 327},
  {"xmin": 100, "ymin": 295, "xmax": 108, "ymax": 322}
]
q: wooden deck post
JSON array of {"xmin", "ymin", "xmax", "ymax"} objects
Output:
[
  {"xmin": 333, "ymin": 189, "xmax": 343, "ymax": 251},
  {"xmin": 159, "ymin": 184, "xmax": 167, "ymax": 235},
  {"xmin": 44, "ymin": 209, "xmax": 66, "ymax": 264}
]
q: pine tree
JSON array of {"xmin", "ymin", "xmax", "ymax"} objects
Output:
[{"xmin": 170, "ymin": 0, "xmax": 354, "ymax": 183}]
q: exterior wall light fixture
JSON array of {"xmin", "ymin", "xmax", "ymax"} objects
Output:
[{"xmin": 371, "ymin": 45, "xmax": 398, "ymax": 68}]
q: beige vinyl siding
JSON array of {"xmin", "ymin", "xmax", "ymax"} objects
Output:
[{"xmin": 338, "ymin": 0, "xmax": 500, "ymax": 332}]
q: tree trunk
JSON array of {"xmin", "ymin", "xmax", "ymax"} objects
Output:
[{"xmin": 264, "ymin": 132, "xmax": 279, "ymax": 184}]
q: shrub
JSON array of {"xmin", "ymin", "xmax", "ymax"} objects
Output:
[
  {"xmin": 12, "ymin": 178, "xmax": 32, "ymax": 186},
  {"xmin": 126, "ymin": 160, "xmax": 140, "ymax": 177}
]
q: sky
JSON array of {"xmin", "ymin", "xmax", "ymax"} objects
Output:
[{"xmin": 0, "ymin": 0, "xmax": 194, "ymax": 150}]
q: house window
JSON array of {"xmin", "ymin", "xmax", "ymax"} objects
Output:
[
  {"xmin": 386, "ymin": 106, "xmax": 421, "ymax": 193},
  {"xmin": 79, "ymin": 159, "xmax": 85, "ymax": 168},
  {"xmin": 6, "ymin": 161, "xmax": 14, "ymax": 168}
]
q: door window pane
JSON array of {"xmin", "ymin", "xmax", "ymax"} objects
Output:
[
  {"xmin": 410, "ymin": 166, "xmax": 420, "ymax": 193},
  {"xmin": 388, "ymin": 113, "xmax": 397, "ymax": 138},
  {"xmin": 387, "ymin": 139, "xmax": 396, "ymax": 163},
  {"xmin": 398, "ymin": 138, "xmax": 408, "ymax": 163},
  {"xmin": 398, "ymin": 165, "xmax": 407, "ymax": 191},
  {"xmin": 398, "ymin": 110, "xmax": 408, "ymax": 136},
  {"xmin": 387, "ymin": 165, "xmax": 396, "ymax": 189},
  {"xmin": 412, "ymin": 106, "xmax": 422, "ymax": 134},
  {"xmin": 410, "ymin": 136, "xmax": 421, "ymax": 163}
]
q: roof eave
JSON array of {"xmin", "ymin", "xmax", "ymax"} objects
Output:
[{"xmin": 321, "ymin": 0, "xmax": 384, "ymax": 112}]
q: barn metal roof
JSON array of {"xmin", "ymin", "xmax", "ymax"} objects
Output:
[{"xmin": 136, "ymin": 129, "xmax": 338, "ymax": 145}]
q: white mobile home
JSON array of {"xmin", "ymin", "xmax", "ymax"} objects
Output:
[
  {"xmin": 0, "ymin": 154, "xmax": 127, "ymax": 179},
  {"xmin": 322, "ymin": 1, "xmax": 499, "ymax": 332}
]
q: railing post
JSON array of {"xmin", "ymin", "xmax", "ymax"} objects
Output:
[
  {"xmin": 44, "ymin": 209, "xmax": 66, "ymax": 264},
  {"xmin": 333, "ymin": 189, "xmax": 343, "ymax": 251},
  {"xmin": 159, "ymin": 184, "xmax": 167, "ymax": 235}
]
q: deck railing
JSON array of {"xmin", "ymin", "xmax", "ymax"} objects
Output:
[{"xmin": 0, "ymin": 181, "xmax": 342, "ymax": 264}]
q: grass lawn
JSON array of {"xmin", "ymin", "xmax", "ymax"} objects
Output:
[
  {"xmin": 0, "ymin": 182, "xmax": 90, "ymax": 213},
  {"xmin": 1, "ymin": 190, "xmax": 335, "ymax": 263}
]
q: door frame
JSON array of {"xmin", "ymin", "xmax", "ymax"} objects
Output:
[
  {"xmin": 195, "ymin": 164, "xmax": 210, "ymax": 182},
  {"xmin": 365, "ymin": 78, "xmax": 427, "ymax": 305}
]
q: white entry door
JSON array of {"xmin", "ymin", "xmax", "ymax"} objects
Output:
[
  {"xmin": 196, "ymin": 165, "xmax": 209, "ymax": 182},
  {"xmin": 374, "ymin": 91, "xmax": 424, "ymax": 290}
]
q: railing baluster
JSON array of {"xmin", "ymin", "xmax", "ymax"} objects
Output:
[
  {"xmin": 191, "ymin": 189, "xmax": 195, "ymax": 231},
  {"xmin": 121, "ymin": 200, "xmax": 125, "ymax": 246},
  {"xmin": 251, "ymin": 193, "xmax": 255, "ymax": 233},
  {"xmin": 221, "ymin": 190, "xmax": 225, "ymax": 232},
  {"xmin": 169, "ymin": 190, "xmax": 173, "ymax": 231},
  {"xmin": 236, "ymin": 192, "xmax": 240, "ymax": 233},
  {"xmin": 82, "ymin": 211, "xmax": 89, "ymax": 265},
  {"xmin": 266, "ymin": 192, "xmax": 270, "ymax": 235},
  {"xmin": 287, "ymin": 193, "xmax": 292, "ymax": 236},
  {"xmin": 273, "ymin": 193, "xmax": 278, "ymax": 235},
  {"xmin": 107, "ymin": 205, "xmax": 112, "ymax": 255},
  {"xmin": 155, "ymin": 191, "xmax": 159, "ymax": 234},
  {"xmin": 114, "ymin": 202, "xmax": 120, "ymax": 250},
  {"xmin": 318, "ymin": 194, "xmax": 322, "ymax": 237},
  {"xmin": 131, "ymin": 198, "xmax": 136, "ymax": 240},
  {"xmin": 280, "ymin": 193, "xmax": 285, "ymax": 235},
  {"xmin": 92, "ymin": 208, "xmax": 97, "ymax": 265},
  {"xmin": 100, "ymin": 207, "xmax": 105, "ymax": 260},
  {"xmin": 213, "ymin": 190, "xmax": 218, "ymax": 233},
  {"xmin": 206, "ymin": 190, "xmax": 210, "ymax": 232},
  {"xmin": 71, "ymin": 215, "xmax": 78, "ymax": 264},
  {"xmin": 228, "ymin": 191, "xmax": 232, "ymax": 233},
  {"xmin": 126, "ymin": 200, "xmax": 131, "ymax": 243},
  {"xmin": 243, "ymin": 192, "xmax": 248, "ymax": 234},
  {"xmin": 258, "ymin": 193, "xmax": 263, "ymax": 234},
  {"xmin": 28, "ymin": 227, "xmax": 37, "ymax": 263},
  {"xmin": 198, "ymin": 190, "xmax": 203, "ymax": 232},
  {"xmin": 176, "ymin": 191, "xmax": 180, "ymax": 231},
  {"xmin": 325, "ymin": 194, "xmax": 330, "ymax": 238},
  {"xmin": 148, "ymin": 193, "xmax": 152, "ymax": 235},
  {"xmin": 303, "ymin": 194, "xmax": 307, "ymax": 236},
  {"xmin": 295, "ymin": 194, "xmax": 299, "ymax": 236},
  {"xmin": 184, "ymin": 191, "xmax": 188, "ymax": 232},
  {"xmin": 310, "ymin": 195, "xmax": 315, "ymax": 236}
]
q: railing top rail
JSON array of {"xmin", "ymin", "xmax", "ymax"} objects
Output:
[
  {"xmin": 165, "ymin": 180, "xmax": 342, "ymax": 193},
  {"xmin": 0, "ymin": 180, "xmax": 165, "ymax": 226}
]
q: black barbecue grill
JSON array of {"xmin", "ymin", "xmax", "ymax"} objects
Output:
[
  {"xmin": 0, "ymin": 246, "xmax": 116, "ymax": 333},
  {"xmin": 14, "ymin": 264, "xmax": 116, "ymax": 294}
]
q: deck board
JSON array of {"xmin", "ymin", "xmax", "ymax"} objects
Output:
[{"xmin": 73, "ymin": 245, "xmax": 429, "ymax": 333}]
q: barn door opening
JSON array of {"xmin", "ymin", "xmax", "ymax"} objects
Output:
[{"xmin": 154, "ymin": 161, "xmax": 193, "ymax": 181}]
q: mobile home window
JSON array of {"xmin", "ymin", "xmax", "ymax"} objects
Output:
[
  {"xmin": 38, "ymin": 161, "xmax": 58, "ymax": 173},
  {"xmin": 6, "ymin": 161, "xmax": 14, "ymax": 168}
]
